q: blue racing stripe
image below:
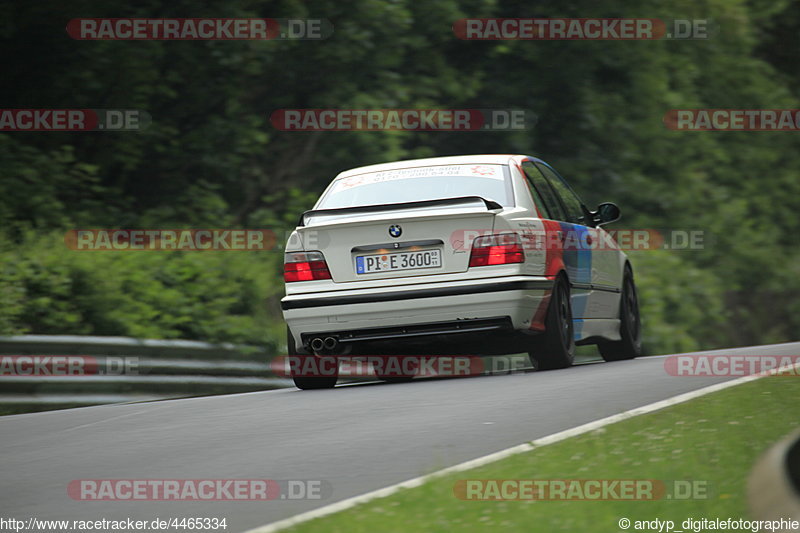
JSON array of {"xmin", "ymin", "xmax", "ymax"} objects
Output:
[{"xmin": 559, "ymin": 222, "xmax": 592, "ymax": 320}]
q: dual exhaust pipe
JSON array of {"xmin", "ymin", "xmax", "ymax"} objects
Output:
[{"xmin": 310, "ymin": 336, "xmax": 339, "ymax": 353}]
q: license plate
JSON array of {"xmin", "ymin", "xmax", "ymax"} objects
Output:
[{"xmin": 356, "ymin": 249, "xmax": 442, "ymax": 274}]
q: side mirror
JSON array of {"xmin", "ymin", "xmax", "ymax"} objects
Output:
[{"xmin": 594, "ymin": 202, "xmax": 621, "ymax": 226}]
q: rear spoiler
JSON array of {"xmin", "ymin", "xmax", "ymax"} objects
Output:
[{"xmin": 297, "ymin": 196, "xmax": 503, "ymax": 226}]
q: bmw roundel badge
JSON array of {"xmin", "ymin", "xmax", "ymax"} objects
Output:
[{"xmin": 389, "ymin": 225, "xmax": 402, "ymax": 238}]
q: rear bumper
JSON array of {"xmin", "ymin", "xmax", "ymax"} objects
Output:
[
  {"xmin": 282, "ymin": 276, "xmax": 553, "ymax": 348},
  {"xmin": 303, "ymin": 316, "xmax": 513, "ymax": 346}
]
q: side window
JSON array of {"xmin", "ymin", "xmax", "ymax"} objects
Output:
[
  {"xmin": 536, "ymin": 163, "xmax": 586, "ymax": 225},
  {"xmin": 521, "ymin": 161, "xmax": 565, "ymax": 221}
]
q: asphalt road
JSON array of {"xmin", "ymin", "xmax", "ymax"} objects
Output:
[{"xmin": 2, "ymin": 342, "xmax": 798, "ymax": 532}]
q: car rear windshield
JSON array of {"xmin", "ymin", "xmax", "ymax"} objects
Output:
[{"xmin": 317, "ymin": 164, "xmax": 514, "ymax": 209}]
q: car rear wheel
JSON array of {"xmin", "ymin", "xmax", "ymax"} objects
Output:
[
  {"xmin": 529, "ymin": 276, "xmax": 575, "ymax": 370},
  {"xmin": 598, "ymin": 266, "xmax": 642, "ymax": 361},
  {"xmin": 288, "ymin": 326, "xmax": 338, "ymax": 390}
]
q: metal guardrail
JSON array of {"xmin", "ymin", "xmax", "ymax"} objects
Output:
[
  {"xmin": 0, "ymin": 335, "xmax": 291, "ymax": 415},
  {"xmin": 0, "ymin": 335, "xmax": 267, "ymax": 358}
]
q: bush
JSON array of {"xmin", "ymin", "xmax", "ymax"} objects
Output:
[{"xmin": 0, "ymin": 231, "xmax": 284, "ymax": 350}]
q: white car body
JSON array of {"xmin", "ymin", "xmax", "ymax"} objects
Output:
[{"xmin": 281, "ymin": 154, "xmax": 636, "ymax": 371}]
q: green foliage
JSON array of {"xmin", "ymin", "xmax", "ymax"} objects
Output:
[
  {"xmin": 1, "ymin": 232, "xmax": 282, "ymax": 349},
  {"xmin": 1, "ymin": 0, "xmax": 798, "ymax": 353},
  {"xmin": 629, "ymin": 251, "xmax": 727, "ymax": 355}
]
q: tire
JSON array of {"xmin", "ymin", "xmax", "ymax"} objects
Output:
[
  {"xmin": 598, "ymin": 266, "xmax": 642, "ymax": 361},
  {"xmin": 287, "ymin": 326, "xmax": 338, "ymax": 390},
  {"xmin": 529, "ymin": 275, "xmax": 575, "ymax": 370}
]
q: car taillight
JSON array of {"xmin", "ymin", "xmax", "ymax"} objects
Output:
[
  {"xmin": 284, "ymin": 251, "xmax": 332, "ymax": 282},
  {"xmin": 468, "ymin": 233, "xmax": 524, "ymax": 267}
]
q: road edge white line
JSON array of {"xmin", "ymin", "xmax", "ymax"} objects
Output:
[{"xmin": 245, "ymin": 363, "xmax": 798, "ymax": 533}]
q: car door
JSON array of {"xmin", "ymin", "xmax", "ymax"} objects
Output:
[
  {"xmin": 521, "ymin": 161, "xmax": 591, "ymax": 324},
  {"xmin": 534, "ymin": 162, "xmax": 622, "ymax": 321}
]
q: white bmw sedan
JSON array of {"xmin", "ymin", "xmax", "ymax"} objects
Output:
[{"xmin": 281, "ymin": 155, "xmax": 641, "ymax": 389}]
